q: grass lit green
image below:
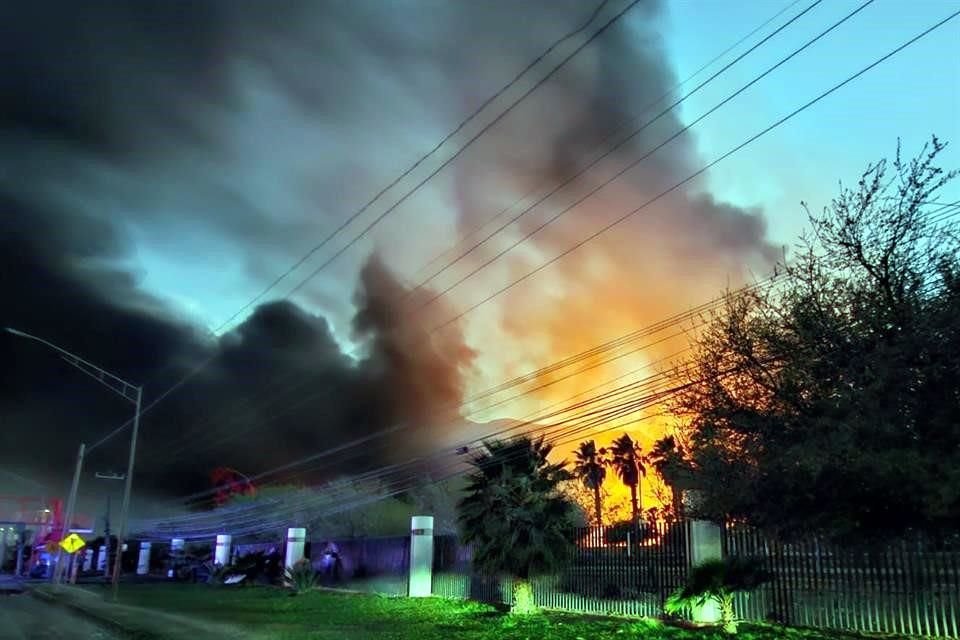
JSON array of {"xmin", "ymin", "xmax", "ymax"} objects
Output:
[{"xmin": 79, "ymin": 584, "xmax": 912, "ymax": 640}]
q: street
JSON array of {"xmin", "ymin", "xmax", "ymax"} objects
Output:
[{"xmin": 0, "ymin": 593, "xmax": 119, "ymax": 640}]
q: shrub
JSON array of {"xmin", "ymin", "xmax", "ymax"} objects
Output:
[
  {"xmin": 664, "ymin": 556, "xmax": 770, "ymax": 634},
  {"xmin": 284, "ymin": 558, "xmax": 318, "ymax": 594}
]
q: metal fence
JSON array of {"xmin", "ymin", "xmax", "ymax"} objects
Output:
[
  {"xmin": 218, "ymin": 519, "xmax": 960, "ymax": 637},
  {"xmin": 724, "ymin": 524, "xmax": 960, "ymax": 638},
  {"xmin": 430, "ymin": 521, "xmax": 960, "ymax": 638},
  {"xmin": 432, "ymin": 521, "xmax": 691, "ymax": 618}
]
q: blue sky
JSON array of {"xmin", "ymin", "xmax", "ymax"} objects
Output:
[{"xmin": 663, "ymin": 0, "xmax": 960, "ymax": 246}]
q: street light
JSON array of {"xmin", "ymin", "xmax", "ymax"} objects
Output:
[
  {"xmin": 94, "ymin": 471, "xmax": 125, "ymax": 584},
  {"xmin": 4, "ymin": 327, "xmax": 142, "ymax": 593}
]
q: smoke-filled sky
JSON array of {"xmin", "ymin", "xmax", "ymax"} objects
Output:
[{"xmin": 1, "ymin": 0, "xmax": 957, "ymax": 518}]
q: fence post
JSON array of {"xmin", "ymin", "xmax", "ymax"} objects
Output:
[
  {"xmin": 686, "ymin": 490, "xmax": 723, "ymax": 624},
  {"xmin": 137, "ymin": 542, "xmax": 151, "ymax": 575},
  {"xmin": 285, "ymin": 528, "xmax": 307, "ymax": 569},
  {"xmin": 215, "ymin": 534, "xmax": 232, "ymax": 566},
  {"xmin": 409, "ymin": 515, "xmax": 434, "ymax": 597}
]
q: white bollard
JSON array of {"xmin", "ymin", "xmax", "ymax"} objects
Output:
[
  {"xmin": 688, "ymin": 518, "xmax": 723, "ymax": 623},
  {"xmin": 83, "ymin": 548, "xmax": 94, "ymax": 571},
  {"xmin": 214, "ymin": 534, "xmax": 232, "ymax": 566},
  {"xmin": 168, "ymin": 538, "xmax": 185, "ymax": 578},
  {"xmin": 285, "ymin": 528, "xmax": 307, "ymax": 570},
  {"xmin": 96, "ymin": 545, "xmax": 107, "ymax": 572},
  {"xmin": 408, "ymin": 515, "xmax": 434, "ymax": 597},
  {"xmin": 137, "ymin": 542, "xmax": 151, "ymax": 575}
]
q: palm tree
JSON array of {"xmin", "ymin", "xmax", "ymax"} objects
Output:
[
  {"xmin": 607, "ymin": 433, "xmax": 646, "ymax": 524},
  {"xmin": 457, "ymin": 436, "xmax": 577, "ymax": 615},
  {"xmin": 648, "ymin": 436, "xmax": 690, "ymax": 519},
  {"xmin": 664, "ymin": 557, "xmax": 771, "ymax": 633},
  {"xmin": 572, "ymin": 440, "xmax": 607, "ymax": 526}
]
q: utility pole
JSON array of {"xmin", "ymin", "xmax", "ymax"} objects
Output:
[
  {"xmin": 53, "ymin": 442, "xmax": 86, "ymax": 584},
  {"xmin": 5, "ymin": 328, "xmax": 143, "ymax": 593},
  {"xmin": 103, "ymin": 495, "xmax": 112, "ymax": 581},
  {"xmin": 95, "ymin": 473, "xmax": 124, "ymax": 582},
  {"xmin": 15, "ymin": 525, "xmax": 25, "ymax": 577},
  {"xmin": 111, "ymin": 386, "xmax": 142, "ymax": 601}
]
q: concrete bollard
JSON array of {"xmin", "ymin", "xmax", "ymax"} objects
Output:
[
  {"xmin": 285, "ymin": 528, "xmax": 307, "ymax": 570},
  {"xmin": 408, "ymin": 515, "xmax": 434, "ymax": 597},
  {"xmin": 214, "ymin": 534, "xmax": 232, "ymax": 566},
  {"xmin": 168, "ymin": 538, "xmax": 185, "ymax": 578},
  {"xmin": 137, "ymin": 542, "xmax": 151, "ymax": 575},
  {"xmin": 688, "ymin": 518, "xmax": 723, "ymax": 624}
]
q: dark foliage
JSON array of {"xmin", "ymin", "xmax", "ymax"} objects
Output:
[
  {"xmin": 457, "ymin": 436, "xmax": 579, "ymax": 582},
  {"xmin": 672, "ymin": 137, "xmax": 960, "ymax": 544},
  {"xmin": 666, "ymin": 557, "xmax": 771, "ymax": 633}
]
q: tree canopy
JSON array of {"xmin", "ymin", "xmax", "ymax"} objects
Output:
[
  {"xmin": 672, "ymin": 138, "xmax": 960, "ymax": 544},
  {"xmin": 572, "ymin": 440, "xmax": 607, "ymax": 526},
  {"xmin": 607, "ymin": 433, "xmax": 647, "ymax": 523},
  {"xmin": 457, "ymin": 436, "xmax": 578, "ymax": 581}
]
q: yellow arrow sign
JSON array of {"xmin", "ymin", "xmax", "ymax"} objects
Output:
[{"xmin": 59, "ymin": 533, "xmax": 86, "ymax": 555}]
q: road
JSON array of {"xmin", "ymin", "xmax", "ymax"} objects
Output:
[{"xmin": 0, "ymin": 593, "xmax": 120, "ymax": 640}]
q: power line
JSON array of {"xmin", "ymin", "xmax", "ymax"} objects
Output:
[
  {"xmin": 257, "ymin": 345, "xmax": 696, "ymax": 490},
  {"xmin": 159, "ymin": 298, "xmax": 718, "ymax": 500},
  {"xmin": 145, "ymin": 257, "xmax": 959, "ymax": 536},
  {"xmin": 166, "ymin": 272, "xmax": 788, "ymax": 515},
  {"xmin": 82, "ymin": 0, "xmax": 637, "ymax": 453},
  {"xmin": 181, "ymin": 8, "xmax": 960, "ymax": 521},
  {"xmin": 282, "ymin": 0, "xmax": 647, "ymax": 300},
  {"xmin": 157, "ymin": 273, "xmax": 776, "ymax": 508},
  {"xmin": 145, "ymin": 275, "xmax": 776, "ymax": 470},
  {"xmin": 153, "ymin": 257, "xmax": 951, "ymax": 536},
  {"xmin": 405, "ymin": 0, "xmax": 806, "ymax": 291},
  {"xmin": 127, "ymin": 8, "xmax": 960, "ymax": 522},
  {"xmin": 403, "ymin": 0, "xmax": 827, "ymax": 308},
  {"xmin": 137, "ymin": 354, "xmax": 734, "ymax": 538},
  {"xmin": 163, "ymin": 194, "xmax": 957, "ymax": 498},
  {"xmin": 143, "ymin": 8, "xmax": 960, "ymax": 526},
  {"xmin": 135, "ymin": 367, "xmax": 701, "ymax": 535},
  {"xmin": 423, "ymin": 6, "xmax": 960, "ymax": 337},
  {"xmin": 206, "ymin": 0, "xmax": 616, "ymax": 339},
  {"xmin": 131, "ymin": 0, "xmax": 813, "ymax": 467}
]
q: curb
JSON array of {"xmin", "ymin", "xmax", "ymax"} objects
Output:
[{"xmin": 27, "ymin": 587, "xmax": 160, "ymax": 640}]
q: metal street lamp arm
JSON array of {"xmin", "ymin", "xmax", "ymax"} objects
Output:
[
  {"xmin": 5, "ymin": 327, "xmax": 140, "ymax": 403},
  {"xmin": 58, "ymin": 356, "xmax": 139, "ymax": 404}
]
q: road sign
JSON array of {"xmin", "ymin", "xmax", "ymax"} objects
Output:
[{"xmin": 59, "ymin": 533, "xmax": 86, "ymax": 554}]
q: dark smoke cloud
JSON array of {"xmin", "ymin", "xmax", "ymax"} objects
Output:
[
  {"xmin": 446, "ymin": 0, "xmax": 780, "ymax": 416},
  {"xmin": 1, "ymin": 211, "xmax": 473, "ymax": 511},
  {"xmin": 2, "ymin": 0, "xmax": 779, "ymax": 513},
  {"xmin": 0, "ymin": 184, "xmax": 474, "ymax": 510}
]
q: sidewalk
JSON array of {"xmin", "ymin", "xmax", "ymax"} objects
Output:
[
  {"xmin": 29, "ymin": 585, "xmax": 258, "ymax": 640},
  {"xmin": 0, "ymin": 577, "xmax": 22, "ymax": 595}
]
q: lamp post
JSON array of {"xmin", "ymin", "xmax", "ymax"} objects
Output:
[
  {"xmin": 4, "ymin": 328, "xmax": 142, "ymax": 588},
  {"xmin": 94, "ymin": 472, "xmax": 125, "ymax": 584}
]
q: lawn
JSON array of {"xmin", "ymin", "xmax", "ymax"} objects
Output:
[{"xmin": 56, "ymin": 584, "xmax": 914, "ymax": 640}]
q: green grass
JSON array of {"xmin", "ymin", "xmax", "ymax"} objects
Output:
[{"xmin": 74, "ymin": 584, "xmax": 914, "ymax": 640}]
